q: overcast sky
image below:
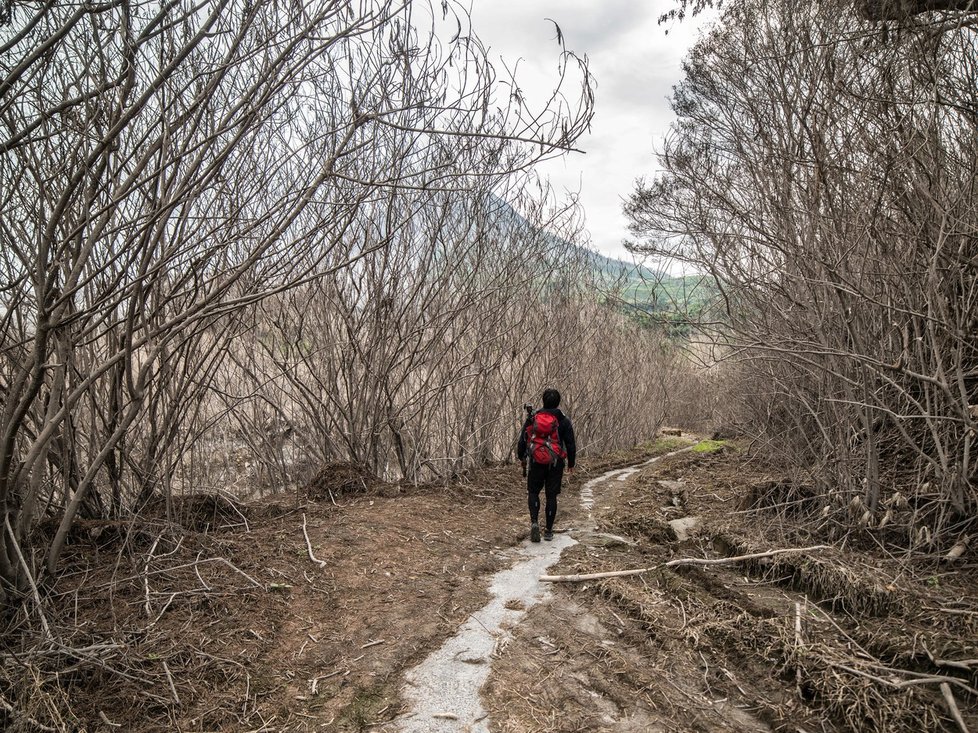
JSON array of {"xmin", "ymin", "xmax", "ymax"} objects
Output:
[{"xmin": 468, "ymin": 1, "xmax": 717, "ymax": 261}]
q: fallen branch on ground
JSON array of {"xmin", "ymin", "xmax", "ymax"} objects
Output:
[
  {"xmin": 539, "ymin": 545, "xmax": 831, "ymax": 582},
  {"xmin": 162, "ymin": 660, "xmax": 180, "ymax": 705},
  {"xmin": 99, "ymin": 711, "xmax": 122, "ymax": 729},
  {"xmin": 941, "ymin": 682, "xmax": 971, "ymax": 733},
  {"xmin": 829, "ymin": 660, "xmax": 978, "ymax": 698},
  {"xmin": 302, "ymin": 513, "xmax": 328, "ymax": 569},
  {"xmin": 925, "ymin": 644, "xmax": 978, "ymax": 672},
  {"xmin": 0, "ymin": 693, "xmax": 58, "ymax": 732},
  {"xmin": 48, "ymin": 557, "xmax": 262, "ymax": 595},
  {"xmin": 144, "ymin": 533, "xmax": 162, "ymax": 618}
]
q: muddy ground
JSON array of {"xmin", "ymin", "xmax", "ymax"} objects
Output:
[{"xmin": 4, "ymin": 437, "xmax": 977, "ymax": 732}]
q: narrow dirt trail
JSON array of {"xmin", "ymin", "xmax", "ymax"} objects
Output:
[
  {"xmin": 391, "ymin": 533, "xmax": 575, "ymax": 732},
  {"xmin": 386, "ymin": 449, "xmax": 770, "ymax": 733},
  {"xmin": 387, "ymin": 460, "xmax": 642, "ymax": 732},
  {"xmin": 472, "ymin": 448, "xmax": 783, "ymax": 732},
  {"xmin": 43, "ymin": 440, "xmax": 978, "ymax": 732}
]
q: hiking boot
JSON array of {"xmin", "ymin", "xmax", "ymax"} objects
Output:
[
  {"xmin": 530, "ymin": 523, "xmax": 541, "ymax": 543},
  {"xmin": 543, "ymin": 529, "xmax": 554, "ymax": 541}
]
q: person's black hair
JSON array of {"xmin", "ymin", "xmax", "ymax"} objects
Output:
[{"xmin": 542, "ymin": 388, "xmax": 561, "ymax": 409}]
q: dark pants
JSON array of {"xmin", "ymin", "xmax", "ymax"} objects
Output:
[{"xmin": 527, "ymin": 460, "xmax": 563, "ymax": 531}]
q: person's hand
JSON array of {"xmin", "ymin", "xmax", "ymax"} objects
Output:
[{"xmin": 566, "ymin": 466, "xmax": 574, "ymax": 475}]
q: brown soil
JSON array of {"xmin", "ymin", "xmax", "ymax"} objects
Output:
[{"xmin": 4, "ymin": 437, "xmax": 977, "ymax": 732}]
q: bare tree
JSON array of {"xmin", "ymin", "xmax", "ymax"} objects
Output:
[
  {"xmin": 0, "ymin": 0, "xmax": 595, "ymax": 606},
  {"xmin": 628, "ymin": 0, "xmax": 977, "ymax": 546}
]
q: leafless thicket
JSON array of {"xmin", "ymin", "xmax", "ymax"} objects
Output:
[
  {"xmin": 628, "ymin": 0, "xmax": 978, "ymax": 547},
  {"xmin": 0, "ymin": 0, "xmax": 677, "ymax": 635},
  {"xmin": 204, "ymin": 187, "xmax": 672, "ymax": 496}
]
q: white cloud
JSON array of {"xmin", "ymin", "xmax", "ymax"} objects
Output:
[{"xmin": 469, "ymin": 0, "xmax": 717, "ymax": 260}]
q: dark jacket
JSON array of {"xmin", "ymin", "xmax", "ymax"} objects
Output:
[{"xmin": 517, "ymin": 408, "xmax": 576, "ymax": 469}]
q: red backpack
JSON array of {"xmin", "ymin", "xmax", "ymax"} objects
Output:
[{"xmin": 526, "ymin": 411, "xmax": 566, "ymax": 465}]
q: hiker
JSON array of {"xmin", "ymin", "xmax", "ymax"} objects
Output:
[{"xmin": 518, "ymin": 388, "xmax": 576, "ymax": 542}]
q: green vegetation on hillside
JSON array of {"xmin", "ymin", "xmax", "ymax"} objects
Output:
[{"xmin": 588, "ymin": 252, "xmax": 719, "ymax": 335}]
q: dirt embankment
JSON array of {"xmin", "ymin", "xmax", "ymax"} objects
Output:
[
  {"xmin": 4, "ymin": 438, "xmax": 977, "ymax": 733},
  {"xmin": 483, "ymin": 445, "xmax": 978, "ymax": 733}
]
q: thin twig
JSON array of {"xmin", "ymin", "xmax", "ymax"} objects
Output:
[
  {"xmin": 923, "ymin": 606, "xmax": 978, "ymax": 617},
  {"xmin": 163, "ymin": 660, "xmax": 181, "ymax": 705},
  {"xmin": 794, "ymin": 601, "xmax": 804, "ymax": 646},
  {"xmin": 829, "ymin": 661, "xmax": 978, "ymax": 697},
  {"xmin": 99, "ymin": 710, "xmax": 123, "ymax": 728},
  {"xmin": 540, "ymin": 545, "xmax": 831, "ymax": 582},
  {"xmin": 144, "ymin": 533, "xmax": 162, "ymax": 618},
  {"xmin": 941, "ymin": 682, "xmax": 971, "ymax": 733},
  {"xmin": 924, "ymin": 644, "xmax": 978, "ymax": 672},
  {"xmin": 302, "ymin": 513, "xmax": 328, "ymax": 568},
  {"xmin": 50, "ymin": 557, "xmax": 261, "ymax": 594},
  {"xmin": 311, "ymin": 668, "xmax": 344, "ymax": 694},
  {"xmin": 209, "ymin": 557, "xmax": 262, "ymax": 588},
  {"xmin": 4, "ymin": 514, "xmax": 54, "ymax": 641},
  {"xmin": 194, "ymin": 551, "xmax": 213, "ymax": 591},
  {"xmin": 148, "ymin": 593, "xmax": 178, "ymax": 629},
  {"xmin": 216, "ymin": 490, "xmax": 251, "ymax": 532},
  {"xmin": 0, "ymin": 693, "xmax": 58, "ymax": 732}
]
